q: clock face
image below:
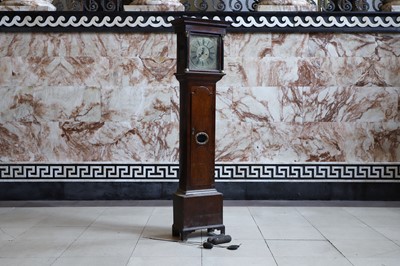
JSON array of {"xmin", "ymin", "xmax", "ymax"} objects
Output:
[{"xmin": 189, "ymin": 35, "xmax": 219, "ymax": 71}]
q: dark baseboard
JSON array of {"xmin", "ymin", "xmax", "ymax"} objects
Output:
[
  {"xmin": 1, "ymin": 182, "xmax": 400, "ymax": 201},
  {"xmin": 216, "ymin": 182, "xmax": 400, "ymax": 201}
]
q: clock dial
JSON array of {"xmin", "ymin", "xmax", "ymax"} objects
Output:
[{"xmin": 189, "ymin": 35, "xmax": 219, "ymax": 71}]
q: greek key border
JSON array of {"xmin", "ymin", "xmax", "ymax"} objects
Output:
[
  {"xmin": 0, "ymin": 11, "xmax": 399, "ymax": 33},
  {"xmin": 0, "ymin": 163, "xmax": 399, "ymax": 182}
]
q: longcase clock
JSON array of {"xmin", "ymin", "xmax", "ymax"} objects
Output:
[{"xmin": 171, "ymin": 17, "xmax": 230, "ymax": 240}]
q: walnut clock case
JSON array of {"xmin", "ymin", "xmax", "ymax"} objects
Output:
[{"xmin": 171, "ymin": 17, "xmax": 230, "ymax": 241}]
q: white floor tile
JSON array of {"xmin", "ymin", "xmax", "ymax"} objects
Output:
[
  {"xmin": 344, "ymin": 207, "xmax": 400, "ymax": 217},
  {"xmin": 127, "ymin": 256, "xmax": 202, "ymax": 266},
  {"xmin": 17, "ymin": 226, "xmax": 86, "ymax": 240},
  {"xmin": 223, "ymin": 207, "xmax": 252, "ymax": 215},
  {"xmin": 0, "ymin": 227, "xmax": 27, "ymax": 240},
  {"xmin": 259, "ymin": 224, "xmax": 325, "ymax": 240},
  {"xmin": 349, "ymin": 257, "xmax": 400, "ymax": 266},
  {"xmin": 91, "ymin": 214, "xmax": 150, "ymax": 228},
  {"xmin": 330, "ymin": 238, "xmax": 400, "ymax": 258},
  {"xmin": 39, "ymin": 207, "xmax": 105, "ymax": 219},
  {"xmin": 251, "ymin": 211, "xmax": 312, "ymax": 227},
  {"xmin": 296, "ymin": 207, "xmax": 365, "ymax": 227},
  {"xmin": 202, "ymin": 256, "xmax": 277, "ymax": 266},
  {"xmin": 52, "ymin": 256, "xmax": 128, "ymax": 266},
  {"xmin": 0, "ymin": 239, "xmax": 9, "ymax": 249},
  {"xmin": 317, "ymin": 225, "xmax": 388, "ymax": 240},
  {"xmin": 224, "ymin": 212, "xmax": 258, "ymax": 227},
  {"xmin": 373, "ymin": 226, "xmax": 400, "ymax": 241},
  {"xmin": 0, "ymin": 204, "xmax": 399, "ymax": 266},
  {"xmin": 141, "ymin": 225, "xmax": 190, "ymax": 241},
  {"xmin": 225, "ymin": 224, "xmax": 264, "ymax": 240},
  {"xmin": 354, "ymin": 215, "xmax": 400, "ymax": 228},
  {"xmin": 224, "ymin": 207, "xmax": 257, "ymax": 227},
  {"xmin": 275, "ymin": 257, "xmax": 353, "ymax": 266},
  {"xmin": 146, "ymin": 213, "xmax": 173, "ymax": 227},
  {"xmin": 0, "ymin": 208, "xmax": 14, "ymax": 214},
  {"xmin": 131, "ymin": 238, "xmax": 201, "ymax": 257},
  {"xmin": 79, "ymin": 225, "xmax": 142, "ymax": 240},
  {"xmin": 249, "ymin": 207, "xmax": 299, "ymax": 216},
  {"xmin": 202, "ymin": 239, "xmax": 273, "ymax": 258},
  {"xmin": 267, "ymin": 239, "xmax": 342, "ymax": 258},
  {"xmin": 0, "ymin": 238, "xmax": 72, "ymax": 258},
  {"xmin": 0, "ymin": 258, "xmax": 55, "ymax": 266},
  {"xmin": 101, "ymin": 206, "xmax": 154, "ymax": 216},
  {"xmin": 61, "ymin": 238, "xmax": 138, "ymax": 258},
  {"xmin": 37, "ymin": 208, "xmax": 102, "ymax": 227},
  {"xmin": 0, "ymin": 211, "xmax": 43, "ymax": 228},
  {"xmin": 344, "ymin": 207, "xmax": 400, "ymax": 227}
]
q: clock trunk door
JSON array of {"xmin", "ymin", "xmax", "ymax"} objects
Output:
[{"xmin": 190, "ymin": 85, "xmax": 215, "ymax": 189}]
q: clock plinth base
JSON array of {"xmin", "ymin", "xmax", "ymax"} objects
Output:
[{"xmin": 172, "ymin": 189, "xmax": 225, "ymax": 241}]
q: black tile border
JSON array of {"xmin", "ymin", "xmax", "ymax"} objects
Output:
[{"xmin": 1, "ymin": 11, "xmax": 399, "ymax": 33}]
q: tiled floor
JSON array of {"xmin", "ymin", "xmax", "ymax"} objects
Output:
[{"xmin": 0, "ymin": 201, "xmax": 400, "ymax": 266}]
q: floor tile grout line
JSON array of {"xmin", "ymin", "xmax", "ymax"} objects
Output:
[
  {"xmin": 294, "ymin": 207, "xmax": 356, "ymax": 266},
  {"xmin": 49, "ymin": 207, "xmax": 107, "ymax": 266},
  {"xmin": 124, "ymin": 206, "xmax": 156, "ymax": 266},
  {"xmin": 342, "ymin": 207, "xmax": 400, "ymax": 249},
  {"xmin": 248, "ymin": 207, "xmax": 279, "ymax": 266}
]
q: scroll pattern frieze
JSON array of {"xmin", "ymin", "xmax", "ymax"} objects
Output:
[{"xmin": 0, "ymin": 12, "xmax": 399, "ymax": 32}]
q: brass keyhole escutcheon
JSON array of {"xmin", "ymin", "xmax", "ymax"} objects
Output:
[{"xmin": 195, "ymin": 132, "xmax": 209, "ymax": 145}]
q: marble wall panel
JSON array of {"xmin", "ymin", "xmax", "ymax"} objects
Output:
[
  {"xmin": 0, "ymin": 57, "xmax": 12, "ymax": 86},
  {"xmin": 308, "ymin": 33, "xmax": 400, "ymax": 58},
  {"xmin": 222, "ymin": 57, "xmax": 304, "ymax": 87},
  {"xmin": 0, "ymin": 31, "xmax": 399, "ymax": 164},
  {"xmin": 120, "ymin": 33, "xmax": 177, "ymax": 58},
  {"xmin": 256, "ymin": 57, "xmax": 400, "ymax": 87},
  {"xmin": 225, "ymin": 33, "xmax": 272, "ymax": 58},
  {"xmin": 0, "ymin": 33, "xmax": 179, "ymax": 58},
  {"xmin": 59, "ymin": 121, "xmax": 132, "ymax": 162},
  {"xmin": 58, "ymin": 120, "xmax": 178, "ymax": 162},
  {"xmin": 216, "ymin": 86, "xmax": 234, "ymax": 121},
  {"xmin": 216, "ymin": 121, "xmax": 253, "ymax": 162},
  {"xmin": 102, "ymin": 85, "xmax": 178, "ymax": 123},
  {"xmin": 397, "ymin": 88, "xmax": 400, "ymax": 122},
  {"xmin": 35, "ymin": 86, "xmax": 101, "ymax": 122},
  {"xmin": 303, "ymin": 86, "xmax": 398, "ymax": 122},
  {"xmin": 120, "ymin": 57, "xmax": 178, "ymax": 88},
  {"xmin": 375, "ymin": 34, "xmax": 400, "ymax": 58},
  {"xmin": 228, "ymin": 86, "xmax": 302, "ymax": 123},
  {"xmin": 0, "ymin": 86, "xmax": 40, "ymax": 123},
  {"xmin": 296, "ymin": 122, "xmax": 358, "ymax": 162},
  {"xmin": 0, "ymin": 33, "xmax": 123, "ymax": 57},
  {"xmin": 11, "ymin": 56, "xmax": 120, "ymax": 87},
  {"xmin": 270, "ymin": 33, "xmax": 311, "ymax": 57},
  {"xmin": 101, "ymin": 85, "xmax": 145, "ymax": 122},
  {"xmin": 340, "ymin": 122, "xmax": 400, "ymax": 162},
  {"xmin": 251, "ymin": 122, "xmax": 400, "ymax": 163},
  {"xmin": 251, "ymin": 122, "xmax": 303, "ymax": 162},
  {"xmin": 0, "ymin": 121, "xmax": 65, "ymax": 162},
  {"xmin": 308, "ymin": 33, "xmax": 378, "ymax": 58},
  {"xmin": 0, "ymin": 33, "xmax": 18, "ymax": 57},
  {"xmin": 0, "ymin": 86, "xmax": 102, "ymax": 123},
  {"xmin": 223, "ymin": 57, "xmax": 379, "ymax": 87}
]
